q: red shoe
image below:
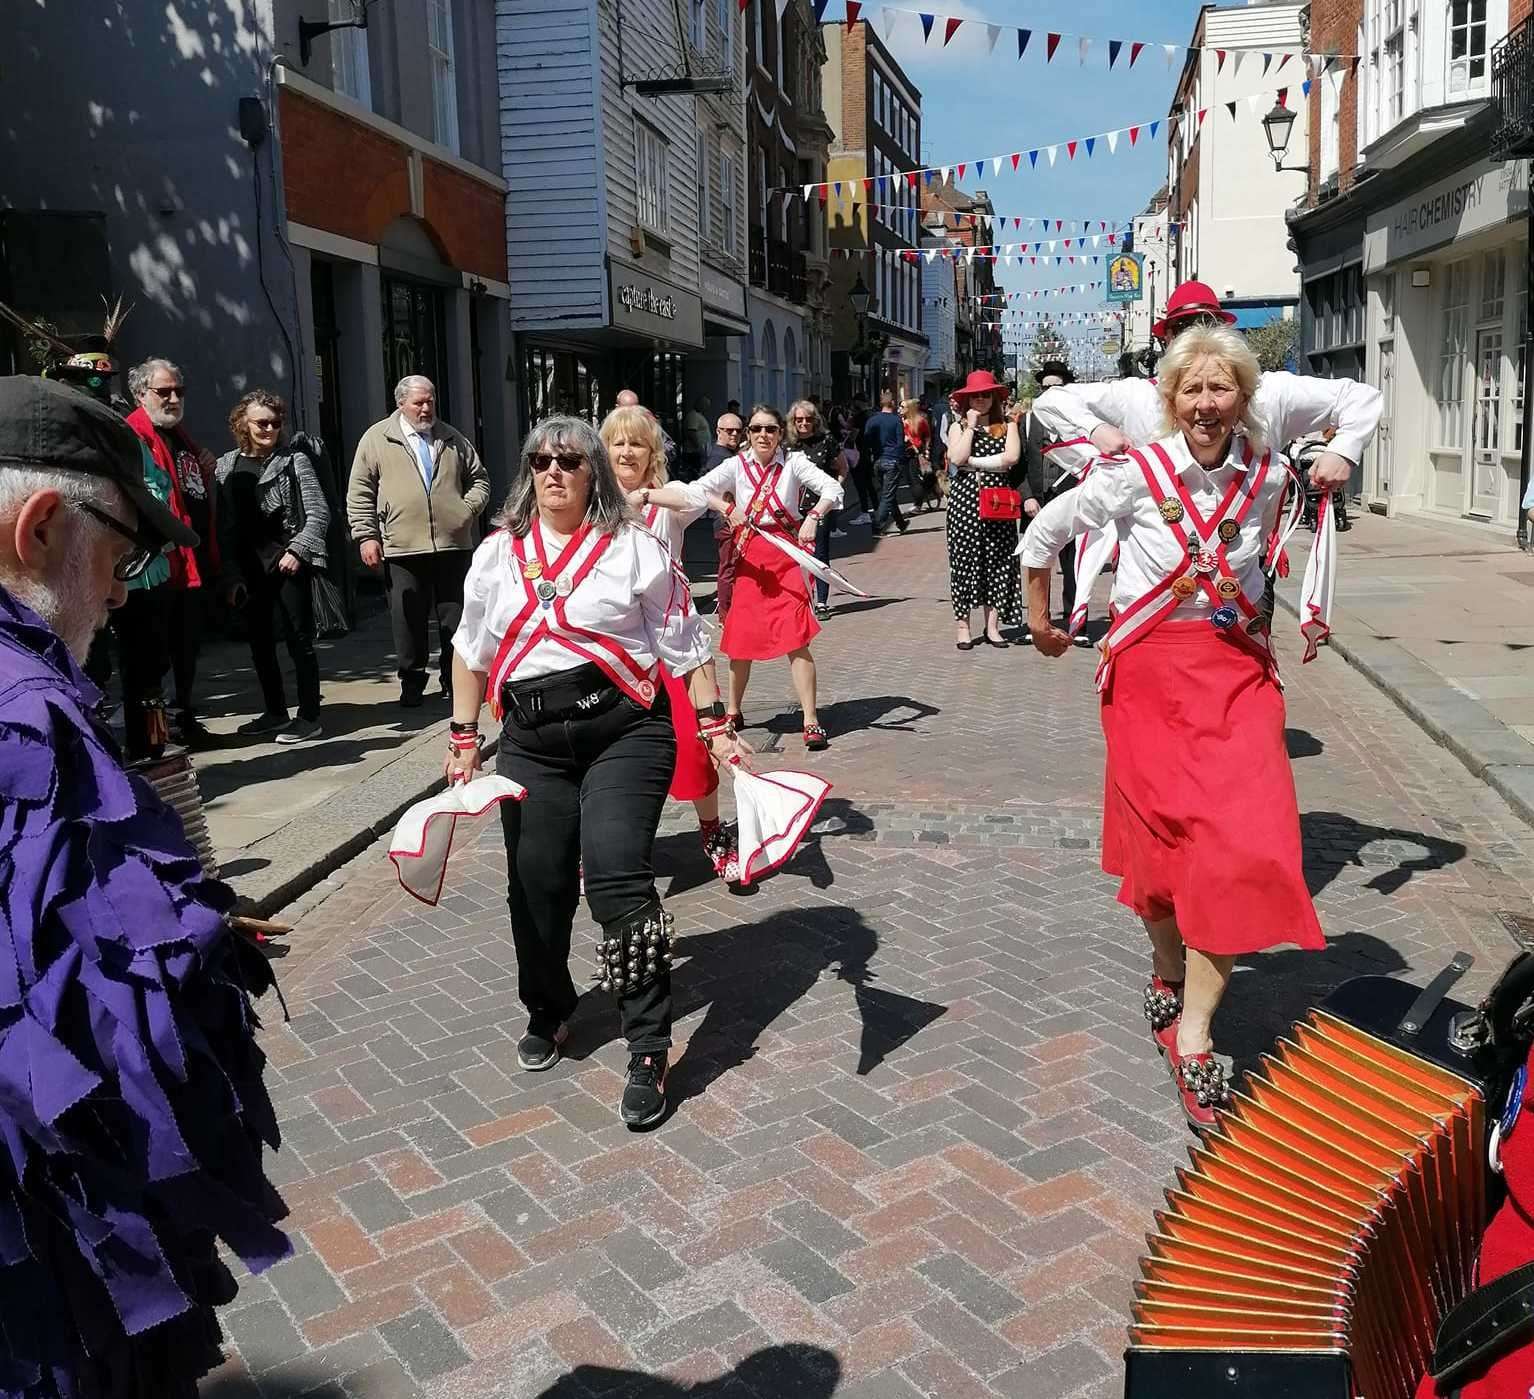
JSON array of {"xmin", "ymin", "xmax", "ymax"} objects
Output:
[
  {"xmin": 701, "ymin": 822, "xmax": 741, "ymax": 884},
  {"xmin": 1143, "ymin": 975, "xmax": 1184, "ymax": 1058},
  {"xmin": 804, "ymin": 723, "xmax": 829, "ymax": 751},
  {"xmin": 1173, "ymin": 1052, "xmax": 1230, "ymax": 1132}
]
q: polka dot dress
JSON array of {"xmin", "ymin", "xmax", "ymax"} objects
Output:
[{"xmin": 946, "ymin": 425, "xmax": 1023, "ymax": 624}]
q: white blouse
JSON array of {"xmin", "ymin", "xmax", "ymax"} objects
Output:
[
  {"xmin": 1018, "ymin": 432, "xmax": 1293, "ymax": 621},
  {"xmin": 453, "ymin": 520, "xmax": 712, "ymax": 696},
  {"xmin": 638, "ymin": 499, "xmax": 703, "ymax": 559},
  {"xmin": 678, "ymin": 449, "xmax": 845, "ymax": 525}
]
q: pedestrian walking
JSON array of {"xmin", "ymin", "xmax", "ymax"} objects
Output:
[
  {"xmin": 786, "ymin": 399, "xmax": 847, "ymax": 622},
  {"xmin": 863, "ymin": 391, "xmax": 910, "ymax": 536},
  {"xmin": 0, "ymin": 376, "xmax": 287, "ymax": 1396},
  {"xmin": 1021, "ymin": 325, "xmax": 1331, "ymax": 1130},
  {"xmin": 216, "ymin": 390, "xmax": 330, "ymax": 743},
  {"xmin": 124, "ymin": 356, "xmax": 221, "ymax": 749},
  {"xmin": 902, "ymin": 398, "xmax": 939, "ymax": 512},
  {"xmin": 847, "ymin": 395, "xmax": 877, "ymax": 519},
  {"xmin": 445, "ymin": 415, "xmax": 739, "ymax": 1127},
  {"xmin": 602, "ymin": 405, "xmax": 741, "ymax": 883},
  {"xmin": 944, "ymin": 370, "xmax": 1023, "ymax": 650},
  {"xmin": 646, "ymin": 404, "xmax": 844, "ymax": 751},
  {"xmin": 346, "ymin": 375, "xmax": 491, "ymax": 707},
  {"xmin": 1022, "ymin": 360, "xmax": 1086, "ymax": 635}
]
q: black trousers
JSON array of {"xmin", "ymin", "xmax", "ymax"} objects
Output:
[
  {"xmin": 112, "ymin": 587, "xmax": 169, "ymax": 759},
  {"xmin": 162, "ymin": 588, "xmax": 203, "ymax": 717},
  {"xmin": 851, "ymin": 456, "xmax": 877, "ymax": 514},
  {"xmin": 387, "ymin": 551, "xmax": 470, "ymax": 690},
  {"xmin": 246, "ymin": 566, "xmax": 321, "ymax": 721},
  {"xmin": 874, "ymin": 459, "xmax": 906, "ymax": 532},
  {"xmin": 495, "ymin": 685, "xmax": 677, "ymax": 1054}
]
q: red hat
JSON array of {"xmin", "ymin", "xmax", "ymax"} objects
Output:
[
  {"xmin": 1151, "ymin": 280, "xmax": 1237, "ymax": 341},
  {"xmin": 951, "ymin": 369, "xmax": 1008, "ymax": 401}
]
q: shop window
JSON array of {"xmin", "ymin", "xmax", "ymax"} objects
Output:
[
  {"xmin": 427, "ymin": 0, "xmax": 459, "ymax": 154},
  {"xmin": 329, "ymin": 0, "xmax": 371, "ymax": 108},
  {"xmin": 1436, "ymin": 258, "xmax": 1472, "ymax": 449},
  {"xmin": 1448, "ymin": 0, "xmax": 1488, "ymax": 98},
  {"xmin": 635, "ymin": 120, "xmax": 670, "ymax": 233},
  {"xmin": 1481, "ymin": 249, "xmax": 1505, "ymax": 323}
]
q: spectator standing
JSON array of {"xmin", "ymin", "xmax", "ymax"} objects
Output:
[
  {"xmin": 787, "ymin": 399, "xmax": 847, "ymax": 621},
  {"xmin": 347, "ymin": 375, "xmax": 491, "ymax": 707},
  {"xmin": 216, "ymin": 390, "xmax": 331, "ymax": 743},
  {"xmin": 863, "ymin": 390, "xmax": 909, "ymax": 537},
  {"xmin": 847, "ymin": 395, "xmax": 876, "ymax": 519},
  {"xmin": 124, "ymin": 357, "xmax": 221, "ymax": 749},
  {"xmin": 903, "ymin": 398, "xmax": 939, "ymax": 512},
  {"xmin": 707, "ymin": 411, "xmax": 744, "ymax": 621},
  {"xmin": 682, "ymin": 395, "xmax": 712, "ymax": 479},
  {"xmin": 1022, "ymin": 361, "xmax": 1084, "ymax": 632}
]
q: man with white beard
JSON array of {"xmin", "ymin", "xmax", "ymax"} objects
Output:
[{"xmin": 0, "ymin": 376, "xmax": 289, "ymax": 1395}]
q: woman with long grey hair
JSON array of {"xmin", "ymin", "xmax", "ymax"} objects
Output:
[{"xmin": 445, "ymin": 416, "xmax": 740, "ymax": 1128}]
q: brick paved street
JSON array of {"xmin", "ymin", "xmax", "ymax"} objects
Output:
[{"xmin": 208, "ymin": 510, "xmax": 1534, "ymax": 1399}]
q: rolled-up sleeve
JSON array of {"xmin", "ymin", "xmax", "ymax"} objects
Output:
[
  {"xmin": 635, "ymin": 532, "xmax": 712, "ymax": 675},
  {"xmin": 1017, "ymin": 457, "xmax": 1137, "ymax": 568},
  {"xmin": 788, "ymin": 452, "xmax": 845, "ymax": 510},
  {"xmin": 452, "ymin": 534, "xmax": 507, "ymax": 672}
]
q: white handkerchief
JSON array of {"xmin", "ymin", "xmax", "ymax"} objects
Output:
[
  {"xmin": 1299, "ymin": 490, "xmax": 1337, "ymax": 663},
  {"xmin": 389, "ymin": 774, "xmax": 527, "ymax": 905},
  {"xmin": 728, "ymin": 761, "xmax": 832, "ymax": 886}
]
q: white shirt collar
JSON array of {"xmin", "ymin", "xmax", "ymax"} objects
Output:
[
  {"xmin": 399, "ymin": 413, "xmax": 435, "ymax": 444},
  {"xmin": 1157, "ymin": 430, "xmax": 1252, "ymax": 478}
]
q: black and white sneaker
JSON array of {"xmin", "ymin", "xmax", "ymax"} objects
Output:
[
  {"xmin": 238, "ymin": 710, "xmax": 289, "ymax": 737},
  {"xmin": 620, "ymin": 1052, "xmax": 668, "ymax": 1127},
  {"xmin": 516, "ymin": 1022, "xmax": 569, "ymax": 1071}
]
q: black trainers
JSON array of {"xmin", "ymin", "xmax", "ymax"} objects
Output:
[
  {"xmin": 516, "ymin": 1022, "xmax": 568, "ymax": 1071},
  {"xmin": 177, "ymin": 714, "xmax": 222, "ymax": 750},
  {"xmin": 620, "ymin": 1052, "xmax": 668, "ymax": 1127},
  {"xmin": 238, "ymin": 710, "xmax": 289, "ymax": 737}
]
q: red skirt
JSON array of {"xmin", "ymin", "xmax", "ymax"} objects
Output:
[
  {"xmin": 662, "ymin": 665, "xmax": 718, "ymax": 801},
  {"xmin": 719, "ymin": 530, "xmax": 820, "ymax": 661},
  {"xmin": 1099, "ymin": 622, "xmax": 1324, "ymax": 955}
]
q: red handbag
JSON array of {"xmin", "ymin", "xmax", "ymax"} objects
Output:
[{"xmin": 978, "ymin": 486, "xmax": 1022, "ymax": 521}]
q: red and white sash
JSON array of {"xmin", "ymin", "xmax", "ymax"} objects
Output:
[
  {"xmin": 1094, "ymin": 445, "xmax": 1273, "ymax": 693},
  {"xmin": 737, "ymin": 454, "xmax": 797, "ymax": 538},
  {"xmin": 486, "ymin": 524, "xmax": 660, "ymax": 717},
  {"xmin": 640, "ymin": 502, "xmax": 698, "ymax": 628}
]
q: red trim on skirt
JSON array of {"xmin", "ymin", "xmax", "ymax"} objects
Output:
[
  {"xmin": 720, "ymin": 531, "xmax": 820, "ymax": 660},
  {"xmin": 662, "ymin": 665, "xmax": 718, "ymax": 801},
  {"xmin": 1099, "ymin": 621, "xmax": 1324, "ymax": 955}
]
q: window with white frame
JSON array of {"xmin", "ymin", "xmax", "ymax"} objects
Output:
[
  {"xmin": 329, "ymin": 0, "xmax": 371, "ymax": 107},
  {"xmin": 1320, "ymin": 70, "xmax": 1340, "ymax": 179},
  {"xmin": 635, "ymin": 120, "xmax": 670, "ymax": 232},
  {"xmin": 427, "ymin": 0, "xmax": 459, "ymax": 153},
  {"xmin": 1481, "ymin": 249, "xmax": 1506, "ymax": 323},
  {"xmin": 697, "ymin": 132, "xmax": 711, "ymax": 246},
  {"xmin": 1436, "ymin": 259, "xmax": 1472, "ymax": 448},
  {"xmin": 754, "ymin": 0, "xmax": 766, "ymax": 69},
  {"xmin": 1448, "ymin": 0, "xmax": 1489, "ymax": 97},
  {"xmin": 1516, "ymin": 276, "xmax": 1528, "ymax": 454},
  {"xmin": 691, "ymin": 0, "xmax": 706, "ymax": 52},
  {"xmin": 715, "ymin": 0, "xmax": 733, "ymax": 70},
  {"xmin": 721, "ymin": 152, "xmax": 738, "ymax": 256}
]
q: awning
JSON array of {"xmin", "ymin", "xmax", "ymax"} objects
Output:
[
  {"xmin": 1227, "ymin": 304, "xmax": 1291, "ymax": 330},
  {"xmin": 704, "ymin": 310, "xmax": 751, "ymax": 337}
]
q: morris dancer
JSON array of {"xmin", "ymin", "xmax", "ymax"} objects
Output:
[
  {"xmin": 644, "ymin": 404, "xmax": 844, "ymax": 751},
  {"xmin": 600, "ymin": 405, "xmax": 740, "ymax": 884},
  {"xmin": 446, "ymin": 416, "xmax": 739, "ymax": 1127},
  {"xmin": 1020, "ymin": 327, "xmax": 1330, "ymax": 1130}
]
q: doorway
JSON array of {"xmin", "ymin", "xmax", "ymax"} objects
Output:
[
  {"xmin": 1374, "ymin": 340, "xmax": 1394, "ymax": 498},
  {"xmin": 1471, "ymin": 326, "xmax": 1504, "ymax": 518},
  {"xmin": 381, "ymin": 275, "xmax": 451, "ymax": 421}
]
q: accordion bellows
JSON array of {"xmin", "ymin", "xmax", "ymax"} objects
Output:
[{"xmin": 1127, "ymin": 1006, "xmax": 1486, "ymax": 1399}]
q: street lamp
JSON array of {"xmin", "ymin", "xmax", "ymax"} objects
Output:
[
  {"xmin": 849, "ymin": 273, "xmax": 872, "ymax": 317},
  {"xmin": 1261, "ymin": 102, "xmax": 1308, "ymax": 174}
]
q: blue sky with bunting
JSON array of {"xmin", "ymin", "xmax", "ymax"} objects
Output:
[{"xmin": 857, "ymin": 0, "xmax": 1208, "ymax": 369}]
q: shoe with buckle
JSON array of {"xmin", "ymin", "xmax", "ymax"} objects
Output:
[
  {"xmin": 1174, "ymin": 1051, "xmax": 1230, "ymax": 1132},
  {"xmin": 1144, "ymin": 975, "xmax": 1184, "ymax": 1058},
  {"xmin": 803, "ymin": 723, "xmax": 829, "ymax": 751},
  {"xmin": 517, "ymin": 1022, "xmax": 569, "ymax": 1071},
  {"xmin": 701, "ymin": 822, "xmax": 741, "ymax": 884},
  {"xmin": 621, "ymin": 1052, "xmax": 668, "ymax": 1127}
]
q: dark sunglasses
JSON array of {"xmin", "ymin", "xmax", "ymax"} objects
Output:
[
  {"xmin": 529, "ymin": 451, "xmax": 587, "ymax": 474},
  {"xmin": 148, "ymin": 384, "xmax": 185, "ymax": 401},
  {"xmin": 747, "ymin": 423, "xmax": 781, "ymax": 435},
  {"xmin": 75, "ymin": 502, "xmax": 164, "ymax": 581}
]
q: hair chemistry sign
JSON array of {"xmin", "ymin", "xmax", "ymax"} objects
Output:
[{"xmin": 1364, "ymin": 157, "xmax": 1530, "ymax": 272}]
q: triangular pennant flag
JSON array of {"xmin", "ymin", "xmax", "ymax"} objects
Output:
[
  {"xmin": 1196, "ymin": 109, "xmax": 1207, "ymax": 127},
  {"xmin": 1164, "ymin": 43, "xmax": 1179, "ymax": 68},
  {"xmin": 956, "ymin": 162, "xmax": 966, "ymax": 180},
  {"xmin": 845, "ymin": 0, "xmax": 861, "ymax": 25},
  {"xmin": 907, "ymin": 170, "xmax": 919, "ymax": 186},
  {"xmin": 1018, "ymin": 27, "xmax": 1031, "ymax": 58},
  {"xmin": 1130, "ymin": 40, "xmax": 1144, "ymax": 66},
  {"xmin": 1128, "ymin": 124, "xmax": 1140, "ymax": 146},
  {"xmin": 943, "ymin": 16, "xmax": 962, "ymax": 45},
  {"xmin": 940, "ymin": 165, "xmax": 951, "ymax": 183},
  {"xmin": 1302, "ymin": 78, "xmax": 1312, "ymax": 96},
  {"xmin": 1224, "ymin": 100, "xmax": 1237, "ymax": 120},
  {"xmin": 1308, "ymin": 52, "xmax": 1325, "ymax": 75},
  {"xmin": 1028, "ymin": 149, "xmax": 1039, "ymax": 167},
  {"xmin": 1262, "ymin": 52, "xmax": 1273, "ymax": 76},
  {"xmin": 1084, "ymin": 136, "xmax": 1095, "ymax": 157},
  {"xmin": 1078, "ymin": 36, "xmax": 1091, "ymax": 64},
  {"xmin": 986, "ymin": 23, "xmax": 1001, "ymax": 53},
  {"xmin": 924, "ymin": 248, "xmax": 937, "ymax": 263},
  {"xmin": 923, "ymin": 169, "xmax": 935, "ymax": 185},
  {"xmin": 1108, "ymin": 38, "xmax": 1122, "ymax": 68},
  {"xmin": 1066, "ymin": 140, "xmax": 1078, "ymax": 159},
  {"xmin": 1231, "ymin": 51, "xmax": 1245, "ymax": 77},
  {"xmin": 1046, "ymin": 31, "xmax": 1061, "ymax": 60},
  {"xmin": 1106, "ymin": 130, "xmax": 1118, "ymax": 153},
  {"xmin": 812, "ymin": 0, "xmax": 829, "ymax": 18},
  {"xmin": 818, "ymin": 187, "xmax": 827, "ymax": 206},
  {"xmin": 833, "ymin": 181, "xmax": 841, "ymax": 195},
  {"xmin": 1276, "ymin": 87, "xmax": 1288, "ymax": 107},
  {"xmin": 919, "ymin": 12, "xmax": 935, "ymax": 41},
  {"xmin": 881, "ymin": 7, "xmax": 897, "ymax": 39},
  {"xmin": 1010, "ymin": 152, "xmax": 1021, "ymax": 171},
  {"xmin": 1149, "ymin": 119, "xmax": 1160, "ymax": 139},
  {"xmin": 1046, "ymin": 145, "xmax": 1058, "ymax": 166},
  {"xmin": 1215, "ymin": 48, "xmax": 1226, "ymax": 72},
  {"xmin": 803, "ymin": 183, "xmax": 814, "ymax": 200},
  {"xmin": 1247, "ymin": 92, "xmax": 1264, "ymax": 113},
  {"xmin": 992, "ymin": 156, "xmax": 1004, "ymax": 175},
  {"xmin": 773, "ymin": 0, "xmax": 789, "ymax": 21},
  {"xmin": 1277, "ymin": 52, "xmax": 1291, "ymax": 71},
  {"xmin": 1055, "ymin": 219, "xmax": 1063, "ymax": 231},
  {"xmin": 1351, "ymin": 55, "xmax": 1361, "ymax": 78}
]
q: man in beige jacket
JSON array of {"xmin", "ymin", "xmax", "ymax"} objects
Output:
[{"xmin": 347, "ymin": 375, "xmax": 491, "ymax": 705}]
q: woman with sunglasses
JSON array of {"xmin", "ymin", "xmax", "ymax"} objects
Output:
[
  {"xmin": 601, "ymin": 405, "xmax": 740, "ymax": 885},
  {"xmin": 215, "ymin": 390, "xmax": 331, "ymax": 744},
  {"xmin": 643, "ymin": 404, "xmax": 844, "ymax": 751},
  {"xmin": 447, "ymin": 417, "xmax": 739, "ymax": 1128}
]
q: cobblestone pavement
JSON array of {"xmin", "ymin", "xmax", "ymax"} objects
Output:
[{"xmin": 208, "ymin": 509, "xmax": 1534, "ymax": 1399}]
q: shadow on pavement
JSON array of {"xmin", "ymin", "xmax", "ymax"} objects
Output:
[
  {"xmin": 1301, "ymin": 810, "xmax": 1468, "ymax": 898},
  {"xmin": 761, "ymin": 694, "xmax": 941, "ymax": 736},
  {"xmin": 1220, "ymin": 929, "xmax": 1412, "ymax": 1075},
  {"xmin": 194, "ymin": 734, "xmax": 403, "ymax": 802},
  {"xmin": 537, "ymin": 1343, "xmax": 841, "ymax": 1397},
  {"xmin": 820, "ymin": 595, "xmax": 911, "ymax": 619},
  {"xmin": 1286, "ymin": 727, "xmax": 1325, "ymax": 759}
]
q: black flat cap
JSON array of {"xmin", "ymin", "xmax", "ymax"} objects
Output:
[{"xmin": 0, "ymin": 376, "xmax": 197, "ymax": 548}]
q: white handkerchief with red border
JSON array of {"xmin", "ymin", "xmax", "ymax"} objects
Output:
[
  {"xmin": 389, "ymin": 775, "xmax": 527, "ymax": 905},
  {"xmin": 728, "ymin": 760, "xmax": 831, "ymax": 886}
]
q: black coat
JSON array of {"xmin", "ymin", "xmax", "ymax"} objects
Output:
[{"xmin": 1023, "ymin": 412, "xmax": 1082, "ymax": 507}]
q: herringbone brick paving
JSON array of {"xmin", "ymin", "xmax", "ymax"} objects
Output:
[{"xmin": 205, "ymin": 511, "xmax": 1534, "ymax": 1398}]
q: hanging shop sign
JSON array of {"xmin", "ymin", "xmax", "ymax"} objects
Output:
[
  {"xmin": 608, "ymin": 257, "xmax": 705, "ymax": 347},
  {"xmin": 1106, "ymin": 253, "xmax": 1145, "ymax": 303}
]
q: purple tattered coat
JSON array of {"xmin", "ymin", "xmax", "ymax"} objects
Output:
[{"xmin": 0, "ymin": 584, "xmax": 289, "ymax": 1397}]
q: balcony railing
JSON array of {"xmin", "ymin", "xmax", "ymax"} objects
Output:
[
  {"xmin": 1493, "ymin": 16, "xmax": 1534, "ymax": 160},
  {"xmin": 749, "ymin": 236, "xmax": 767, "ymax": 288}
]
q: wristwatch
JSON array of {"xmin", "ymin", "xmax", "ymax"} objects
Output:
[{"xmin": 705, "ymin": 701, "xmax": 726, "ymax": 720}]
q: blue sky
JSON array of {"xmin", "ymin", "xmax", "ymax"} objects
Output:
[{"xmin": 864, "ymin": 0, "xmax": 1211, "ymax": 368}]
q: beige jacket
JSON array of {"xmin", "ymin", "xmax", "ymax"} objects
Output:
[{"xmin": 346, "ymin": 416, "xmax": 492, "ymax": 557}]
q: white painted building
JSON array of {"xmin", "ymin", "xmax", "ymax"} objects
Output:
[
  {"xmin": 921, "ymin": 228, "xmax": 958, "ymax": 387},
  {"xmin": 1127, "ymin": 190, "xmax": 1173, "ymax": 351},
  {"xmin": 1167, "ymin": 0, "xmax": 1309, "ymax": 328},
  {"xmin": 495, "ymin": 0, "xmax": 749, "ymax": 441}
]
